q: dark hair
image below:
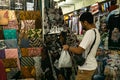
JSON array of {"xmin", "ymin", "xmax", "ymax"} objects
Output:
[{"xmin": 79, "ymin": 12, "xmax": 93, "ymax": 24}]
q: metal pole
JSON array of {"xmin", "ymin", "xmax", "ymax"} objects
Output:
[{"xmin": 42, "ymin": 0, "xmax": 45, "ymax": 42}]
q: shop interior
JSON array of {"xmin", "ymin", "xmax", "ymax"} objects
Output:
[{"xmin": 0, "ymin": 0, "xmax": 120, "ymax": 80}]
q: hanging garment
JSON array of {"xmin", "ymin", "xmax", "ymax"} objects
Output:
[{"xmin": 107, "ymin": 14, "xmax": 120, "ymax": 50}]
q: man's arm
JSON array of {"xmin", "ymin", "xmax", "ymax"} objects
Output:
[{"xmin": 63, "ymin": 45, "xmax": 85, "ymax": 54}]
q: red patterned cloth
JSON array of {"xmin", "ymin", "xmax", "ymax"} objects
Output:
[{"xmin": 0, "ymin": 60, "xmax": 7, "ymax": 80}]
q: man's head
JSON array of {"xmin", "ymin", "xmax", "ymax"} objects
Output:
[{"xmin": 80, "ymin": 12, "xmax": 94, "ymax": 30}]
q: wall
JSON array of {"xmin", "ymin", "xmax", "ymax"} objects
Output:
[{"xmin": 61, "ymin": 0, "xmax": 105, "ymax": 14}]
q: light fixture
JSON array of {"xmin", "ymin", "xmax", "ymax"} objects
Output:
[{"xmin": 54, "ymin": 0, "xmax": 60, "ymax": 2}]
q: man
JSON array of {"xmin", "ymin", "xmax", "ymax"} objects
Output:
[{"xmin": 63, "ymin": 12, "xmax": 100, "ymax": 80}]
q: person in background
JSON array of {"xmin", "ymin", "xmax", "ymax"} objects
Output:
[{"xmin": 63, "ymin": 12, "xmax": 101, "ymax": 80}]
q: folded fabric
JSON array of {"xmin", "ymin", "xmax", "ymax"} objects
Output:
[
  {"xmin": 21, "ymin": 48, "xmax": 28, "ymax": 57},
  {"xmin": 0, "ymin": 10, "xmax": 8, "ymax": 25},
  {"xmin": 0, "ymin": 49, "xmax": 5, "ymax": 59},
  {"xmin": 28, "ymin": 47, "xmax": 42, "ymax": 57},
  {"xmin": 29, "ymin": 37, "xmax": 43, "ymax": 47},
  {"xmin": 0, "ymin": 30, "xmax": 4, "ymax": 39},
  {"xmin": 2, "ymin": 58, "xmax": 17, "ymax": 68},
  {"xmin": 20, "ymin": 38, "xmax": 30, "ymax": 48},
  {"xmin": 8, "ymin": 10, "xmax": 17, "ymax": 21},
  {"xmin": 21, "ymin": 20, "xmax": 35, "ymax": 32},
  {"xmin": 28, "ymin": 29, "xmax": 42, "ymax": 38},
  {"xmin": 21, "ymin": 66, "xmax": 36, "ymax": 78},
  {"xmin": 19, "ymin": 11, "xmax": 41, "ymax": 20},
  {"xmin": 3, "ymin": 29, "xmax": 17, "ymax": 39},
  {"xmin": 20, "ymin": 57, "xmax": 34, "ymax": 66},
  {"xmin": 5, "ymin": 39, "xmax": 18, "ymax": 48},
  {"xmin": 0, "ymin": 40, "xmax": 6, "ymax": 50},
  {"xmin": 3, "ymin": 20, "xmax": 19, "ymax": 30},
  {"xmin": 5, "ymin": 49, "xmax": 20, "ymax": 69}
]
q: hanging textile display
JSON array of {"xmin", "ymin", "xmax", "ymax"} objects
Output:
[{"xmin": 107, "ymin": 11, "xmax": 120, "ymax": 50}]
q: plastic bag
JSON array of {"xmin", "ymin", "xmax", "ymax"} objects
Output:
[{"xmin": 58, "ymin": 50, "xmax": 72, "ymax": 68}]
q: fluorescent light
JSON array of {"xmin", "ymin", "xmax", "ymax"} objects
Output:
[{"xmin": 54, "ymin": 0, "xmax": 60, "ymax": 2}]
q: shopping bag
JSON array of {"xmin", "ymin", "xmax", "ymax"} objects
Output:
[{"xmin": 58, "ymin": 50, "xmax": 72, "ymax": 68}]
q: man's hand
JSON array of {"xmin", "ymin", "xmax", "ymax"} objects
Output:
[{"xmin": 63, "ymin": 45, "xmax": 69, "ymax": 50}]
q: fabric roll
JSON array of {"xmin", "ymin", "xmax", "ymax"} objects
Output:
[
  {"xmin": 0, "ymin": 49, "xmax": 5, "ymax": 59},
  {"xmin": 21, "ymin": 57, "xmax": 34, "ymax": 66}
]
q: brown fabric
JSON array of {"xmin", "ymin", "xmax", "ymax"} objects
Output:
[
  {"xmin": 21, "ymin": 66, "xmax": 36, "ymax": 78},
  {"xmin": 16, "ymin": 10, "xmax": 42, "ymax": 29},
  {"xmin": 2, "ymin": 58, "xmax": 17, "ymax": 68},
  {"xmin": 21, "ymin": 48, "xmax": 28, "ymax": 57},
  {"xmin": 0, "ymin": 10, "xmax": 8, "ymax": 25},
  {"xmin": 76, "ymin": 70, "xmax": 95, "ymax": 80}
]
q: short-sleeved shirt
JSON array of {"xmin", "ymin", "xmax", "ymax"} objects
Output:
[{"xmin": 78, "ymin": 28, "xmax": 100, "ymax": 70}]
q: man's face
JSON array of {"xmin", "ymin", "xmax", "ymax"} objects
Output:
[{"xmin": 81, "ymin": 21, "xmax": 86, "ymax": 30}]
